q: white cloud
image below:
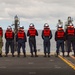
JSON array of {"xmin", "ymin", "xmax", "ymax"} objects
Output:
[{"xmin": 0, "ymin": 0, "xmax": 75, "ymax": 29}]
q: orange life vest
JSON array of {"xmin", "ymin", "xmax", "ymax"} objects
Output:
[
  {"xmin": 57, "ymin": 30, "xmax": 64, "ymax": 38},
  {"xmin": 6, "ymin": 30, "xmax": 13, "ymax": 38},
  {"xmin": 43, "ymin": 28, "xmax": 51, "ymax": 36},
  {"xmin": 67, "ymin": 27, "xmax": 75, "ymax": 35},
  {"xmin": 0, "ymin": 29, "xmax": 3, "ymax": 37},
  {"xmin": 28, "ymin": 28, "xmax": 36, "ymax": 36},
  {"xmin": 18, "ymin": 30, "xmax": 25, "ymax": 39}
]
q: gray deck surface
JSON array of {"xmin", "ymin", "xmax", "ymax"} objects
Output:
[{"xmin": 0, "ymin": 55, "xmax": 75, "ymax": 75}]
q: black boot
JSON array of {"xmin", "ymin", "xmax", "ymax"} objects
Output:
[
  {"xmin": 48, "ymin": 53, "xmax": 50, "ymax": 57},
  {"xmin": 17, "ymin": 53, "xmax": 20, "ymax": 57},
  {"xmin": 0, "ymin": 54, "xmax": 2, "ymax": 57},
  {"xmin": 31, "ymin": 52, "xmax": 34, "ymax": 57},
  {"xmin": 55, "ymin": 53, "xmax": 58, "ymax": 57},
  {"xmin": 12, "ymin": 53, "xmax": 15, "ymax": 57},
  {"xmin": 44, "ymin": 53, "xmax": 46, "ymax": 57},
  {"xmin": 35, "ymin": 52, "xmax": 38, "ymax": 57},
  {"xmin": 66, "ymin": 52, "xmax": 69, "ymax": 57},
  {"xmin": 24, "ymin": 52, "xmax": 26, "ymax": 57},
  {"xmin": 63, "ymin": 52, "xmax": 65, "ymax": 57}
]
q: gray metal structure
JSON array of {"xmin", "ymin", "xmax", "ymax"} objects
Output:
[
  {"xmin": 12, "ymin": 15, "xmax": 20, "ymax": 51},
  {"xmin": 56, "ymin": 19, "xmax": 63, "ymax": 30}
]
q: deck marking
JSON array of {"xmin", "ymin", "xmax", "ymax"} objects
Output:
[
  {"xmin": 0, "ymin": 66, "xmax": 6, "ymax": 69},
  {"xmin": 29, "ymin": 72, "xmax": 36, "ymax": 75},
  {"xmin": 70, "ymin": 56, "xmax": 75, "ymax": 60},
  {"xmin": 28, "ymin": 62, "xmax": 34, "ymax": 64},
  {"xmin": 58, "ymin": 55, "xmax": 75, "ymax": 70}
]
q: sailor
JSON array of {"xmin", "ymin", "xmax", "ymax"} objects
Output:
[
  {"xmin": 5, "ymin": 26, "xmax": 14, "ymax": 57},
  {"xmin": 42, "ymin": 23, "xmax": 52, "ymax": 57},
  {"xmin": 16, "ymin": 26, "xmax": 27, "ymax": 57},
  {"xmin": 64, "ymin": 16, "xmax": 74, "ymax": 52},
  {"xmin": 27, "ymin": 23, "xmax": 38, "ymax": 57},
  {"xmin": 55, "ymin": 25, "xmax": 66, "ymax": 57},
  {"xmin": 66, "ymin": 23, "xmax": 75, "ymax": 57}
]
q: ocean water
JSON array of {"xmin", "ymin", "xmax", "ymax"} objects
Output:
[{"xmin": 2, "ymin": 30, "xmax": 56, "ymax": 53}]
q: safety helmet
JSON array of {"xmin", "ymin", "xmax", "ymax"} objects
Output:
[
  {"xmin": 7, "ymin": 26, "xmax": 12, "ymax": 30},
  {"xmin": 19, "ymin": 26, "xmax": 22, "ymax": 28},
  {"xmin": 19, "ymin": 25, "xmax": 24, "ymax": 30},
  {"xmin": 44, "ymin": 23, "xmax": 49, "ymax": 28},
  {"xmin": 58, "ymin": 25, "xmax": 63, "ymax": 30},
  {"xmin": 58, "ymin": 24, "xmax": 62, "ymax": 28},
  {"xmin": 29, "ymin": 23, "xmax": 34, "ymax": 28},
  {"xmin": 69, "ymin": 23, "xmax": 73, "ymax": 26}
]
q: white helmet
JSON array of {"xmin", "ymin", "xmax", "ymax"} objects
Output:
[
  {"xmin": 7, "ymin": 26, "xmax": 12, "ymax": 30},
  {"xmin": 58, "ymin": 24, "xmax": 62, "ymax": 28},
  {"xmin": 69, "ymin": 23, "xmax": 73, "ymax": 26},
  {"xmin": 19, "ymin": 25, "xmax": 22, "ymax": 28},
  {"xmin": 44, "ymin": 23, "xmax": 49, "ymax": 27},
  {"xmin": 29, "ymin": 23, "xmax": 34, "ymax": 27},
  {"xmin": 19, "ymin": 25, "xmax": 24, "ymax": 29}
]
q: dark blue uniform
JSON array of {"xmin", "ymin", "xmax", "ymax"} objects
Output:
[
  {"xmin": 5, "ymin": 29, "xmax": 14, "ymax": 57},
  {"xmin": 16, "ymin": 30, "xmax": 27, "ymax": 57},
  {"xmin": 42, "ymin": 28, "xmax": 52, "ymax": 57},
  {"xmin": 55, "ymin": 29, "xmax": 66, "ymax": 57},
  {"xmin": 66, "ymin": 26, "xmax": 75, "ymax": 57},
  {"xmin": 27, "ymin": 28, "xmax": 38, "ymax": 57}
]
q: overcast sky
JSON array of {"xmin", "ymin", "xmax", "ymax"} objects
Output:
[{"xmin": 0, "ymin": 0, "xmax": 75, "ymax": 30}]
